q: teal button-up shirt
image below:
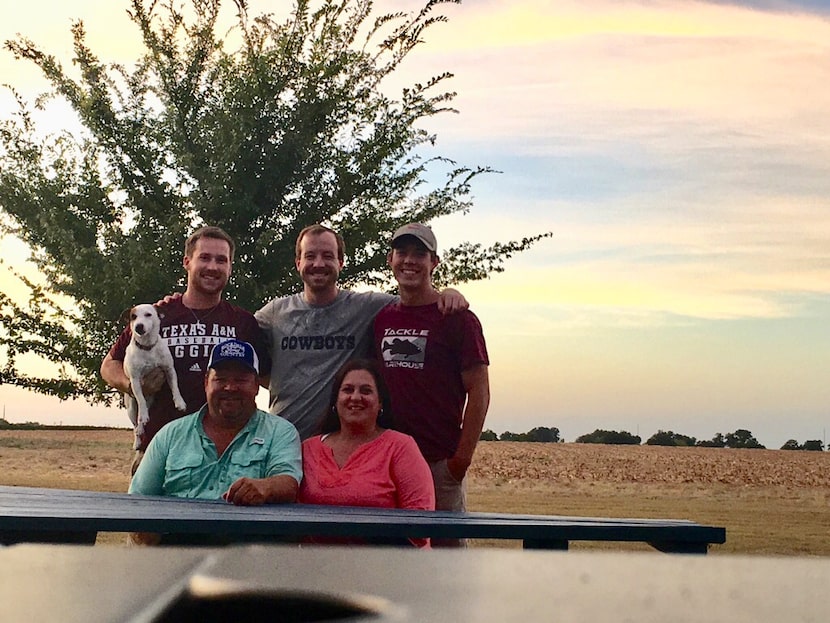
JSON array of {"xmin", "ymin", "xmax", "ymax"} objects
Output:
[{"xmin": 129, "ymin": 407, "xmax": 302, "ymax": 499}]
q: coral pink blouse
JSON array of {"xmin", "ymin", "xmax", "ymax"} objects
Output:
[{"xmin": 299, "ymin": 430, "xmax": 435, "ymax": 547}]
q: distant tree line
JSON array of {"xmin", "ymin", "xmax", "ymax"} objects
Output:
[
  {"xmin": 0, "ymin": 419, "xmax": 119, "ymax": 432},
  {"xmin": 576, "ymin": 429, "xmax": 641, "ymax": 445},
  {"xmin": 480, "ymin": 427, "xmax": 561, "ymax": 443},
  {"xmin": 647, "ymin": 429, "xmax": 767, "ymax": 449},
  {"xmin": 780, "ymin": 439, "xmax": 825, "ymax": 452},
  {"xmin": 2, "ymin": 418, "xmax": 824, "ymax": 451},
  {"xmin": 479, "ymin": 426, "xmax": 826, "ymax": 451}
]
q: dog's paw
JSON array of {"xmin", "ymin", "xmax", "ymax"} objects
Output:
[{"xmin": 174, "ymin": 397, "xmax": 187, "ymax": 412}]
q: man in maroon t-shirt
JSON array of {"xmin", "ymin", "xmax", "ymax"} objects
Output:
[
  {"xmin": 101, "ymin": 226, "xmax": 269, "ymax": 473},
  {"xmin": 374, "ymin": 223, "xmax": 490, "ymax": 545}
]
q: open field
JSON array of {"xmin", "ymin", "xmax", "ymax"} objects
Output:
[
  {"xmin": 467, "ymin": 441, "xmax": 830, "ymax": 556},
  {"xmin": 1, "ymin": 429, "xmax": 828, "ymax": 555}
]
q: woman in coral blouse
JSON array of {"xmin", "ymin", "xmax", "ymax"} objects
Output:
[{"xmin": 298, "ymin": 358, "xmax": 435, "ymax": 547}]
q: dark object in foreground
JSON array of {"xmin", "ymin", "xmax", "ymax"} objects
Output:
[{"xmin": 1, "ymin": 543, "xmax": 827, "ymax": 623}]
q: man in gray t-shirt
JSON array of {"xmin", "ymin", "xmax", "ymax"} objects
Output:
[
  {"xmin": 256, "ymin": 224, "xmax": 466, "ymax": 439},
  {"xmin": 256, "ymin": 288, "xmax": 392, "ymax": 439}
]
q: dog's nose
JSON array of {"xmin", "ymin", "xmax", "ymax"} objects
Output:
[{"xmin": 135, "ymin": 324, "xmax": 145, "ymax": 335}]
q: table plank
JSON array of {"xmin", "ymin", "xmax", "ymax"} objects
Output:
[{"xmin": 0, "ymin": 485, "xmax": 725, "ymax": 553}]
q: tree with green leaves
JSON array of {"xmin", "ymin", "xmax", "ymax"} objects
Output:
[
  {"xmin": 525, "ymin": 426, "xmax": 560, "ymax": 443},
  {"xmin": 645, "ymin": 430, "xmax": 697, "ymax": 447},
  {"xmin": 0, "ymin": 0, "xmax": 549, "ymax": 403},
  {"xmin": 696, "ymin": 432, "xmax": 726, "ymax": 448},
  {"xmin": 498, "ymin": 431, "xmax": 523, "ymax": 442},
  {"xmin": 781, "ymin": 439, "xmax": 825, "ymax": 451},
  {"xmin": 723, "ymin": 429, "xmax": 764, "ymax": 449},
  {"xmin": 478, "ymin": 429, "xmax": 498, "ymax": 442},
  {"xmin": 575, "ymin": 429, "xmax": 641, "ymax": 445},
  {"xmin": 494, "ymin": 426, "xmax": 560, "ymax": 443}
]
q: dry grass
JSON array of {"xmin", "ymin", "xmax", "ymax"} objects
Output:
[
  {"xmin": 0, "ymin": 429, "xmax": 133, "ymax": 492},
  {"xmin": 1, "ymin": 430, "xmax": 828, "ymax": 555},
  {"xmin": 468, "ymin": 442, "xmax": 830, "ymax": 556}
]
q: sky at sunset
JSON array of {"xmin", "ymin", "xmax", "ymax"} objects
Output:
[{"xmin": 1, "ymin": 0, "xmax": 829, "ymax": 448}]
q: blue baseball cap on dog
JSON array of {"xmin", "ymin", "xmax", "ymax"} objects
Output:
[{"xmin": 208, "ymin": 339, "xmax": 259, "ymax": 374}]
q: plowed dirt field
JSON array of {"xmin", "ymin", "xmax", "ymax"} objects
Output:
[{"xmin": 1, "ymin": 430, "xmax": 827, "ymax": 554}]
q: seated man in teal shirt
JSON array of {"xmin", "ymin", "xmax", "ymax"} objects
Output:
[{"xmin": 129, "ymin": 339, "xmax": 302, "ymax": 544}]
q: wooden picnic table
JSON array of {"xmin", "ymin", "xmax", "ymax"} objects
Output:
[{"xmin": 0, "ymin": 484, "xmax": 725, "ymax": 553}]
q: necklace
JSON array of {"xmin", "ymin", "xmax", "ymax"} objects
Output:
[{"xmin": 188, "ymin": 303, "xmax": 220, "ymax": 324}]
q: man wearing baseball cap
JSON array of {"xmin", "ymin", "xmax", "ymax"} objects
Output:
[
  {"xmin": 255, "ymin": 223, "xmax": 470, "ymax": 440},
  {"xmin": 128, "ymin": 339, "xmax": 302, "ymax": 544},
  {"xmin": 374, "ymin": 223, "xmax": 490, "ymax": 547},
  {"xmin": 387, "ymin": 223, "xmax": 438, "ymax": 252}
]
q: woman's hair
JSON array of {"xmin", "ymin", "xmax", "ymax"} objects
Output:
[{"xmin": 318, "ymin": 359, "xmax": 393, "ymax": 434}]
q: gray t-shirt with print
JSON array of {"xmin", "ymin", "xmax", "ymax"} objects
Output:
[{"xmin": 255, "ymin": 289, "xmax": 394, "ymax": 439}]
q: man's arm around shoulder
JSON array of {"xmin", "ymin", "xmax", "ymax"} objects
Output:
[{"xmin": 436, "ymin": 287, "xmax": 469, "ymax": 314}]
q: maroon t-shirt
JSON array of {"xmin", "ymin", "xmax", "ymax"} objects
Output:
[
  {"xmin": 374, "ymin": 302, "xmax": 489, "ymax": 461},
  {"xmin": 108, "ymin": 298, "xmax": 268, "ymax": 450}
]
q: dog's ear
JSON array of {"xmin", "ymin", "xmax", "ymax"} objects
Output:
[
  {"xmin": 155, "ymin": 305, "xmax": 165, "ymax": 321},
  {"xmin": 118, "ymin": 307, "xmax": 133, "ymax": 326}
]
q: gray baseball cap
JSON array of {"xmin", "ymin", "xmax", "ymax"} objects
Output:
[{"xmin": 391, "ymin": 223, "xmax": 437, "ymax": 252}]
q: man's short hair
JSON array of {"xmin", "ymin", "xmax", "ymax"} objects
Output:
[
  {"xmin": 186, "ymin": 226, "xmax": 235, "ymax": 262},
  {"xmin": 295, "ymin": 224, "xmax": 345, "ymax": 262}
]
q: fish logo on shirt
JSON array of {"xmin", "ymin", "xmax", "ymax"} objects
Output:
[{"xmin": 382, "ymin": 337, "xmax": 423, "ymax": 359}]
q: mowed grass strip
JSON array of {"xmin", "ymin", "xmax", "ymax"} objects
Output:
[{"xmin": 1, "ymin": 431, "xmax": 828, "ymax": 555}]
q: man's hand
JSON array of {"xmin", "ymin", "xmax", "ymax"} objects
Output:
[
  {"xmin": 155, "ymin": 292, "xmax": 182, "ymax": 306},
  {"xmin": 436, "ymin": 288, "xmax": 469, "ymax": 314},
  {"xmin": 223, "ymin": 477, "xmax": 270, "ymax": 506},
  {"xmin": 223, "ymin": 475, "xmax": 298, "ymax": 505},
  {"xmin": 140, "ymin": 368, "xmax": 166, "ymax": 396},
  {"xmin": 446, "ymin": 455, "xmax": 472, "ymax": 482}
]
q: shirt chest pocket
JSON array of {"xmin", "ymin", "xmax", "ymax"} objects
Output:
[
  {"xmin": 164, "ymin": 454, "xmax": 205, "ymax": 496},
  {"xmin": 226, "ymin": 445, "xmax": 269, "ymax": 482}
]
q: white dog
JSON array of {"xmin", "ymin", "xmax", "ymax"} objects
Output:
[{"xmin": 123, "ymin": 304, "xmax": 186, "ymax": 449}]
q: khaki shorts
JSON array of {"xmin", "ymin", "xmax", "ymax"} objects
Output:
[{"xmin": 428, "ymin": 459, "xmax": 468, "ymax": 548}]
